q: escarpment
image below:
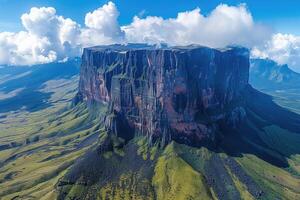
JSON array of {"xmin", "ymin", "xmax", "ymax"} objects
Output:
[{"xmin": 76, "ymin": 44, "xmax": 250, "ymax": 147}]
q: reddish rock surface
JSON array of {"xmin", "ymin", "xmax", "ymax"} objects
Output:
[{"xmin": 77, "ymin": 44, "xmax": 249, "ymax": 146}]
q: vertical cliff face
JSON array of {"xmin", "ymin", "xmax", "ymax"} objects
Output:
[{"xmin": 77, "ymin": 44, "xmax": 249, "ymax": 146}]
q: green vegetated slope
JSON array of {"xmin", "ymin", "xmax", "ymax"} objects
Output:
[
  {"xmin": 256, "ymin": 88, "xmax": 300, "ymax": 115},
  {"xmin": 1, "ymin": 62, "xmax": 300, "ymax": 200},
  {"xmin": 240, "ymin": 88, "xmax": 300, "ymax": 199},
  {"xmin": 1, "ymin": 95, "xmax": 300, "ymax": 200},
  {"xmin": 0, "ymin": 62, "xmax": 107, "ymax": 199},
  {"xmin": 0, "ymin": 101, "xmax": 103, "ymax": 199},
  {"xmin": 58, "ymin": 131, "xmax": 300, "ymax": 200},
  {"xmin": 57, "ymin": 88, "xmax": 300, "ymax": 199},
  {"xmin": 2, "ymin": 86, "xmax": 300, "ymax": 200},
  {"xmin": 152, "ymin": 143, "xmax": 212, "ymax": 200}
]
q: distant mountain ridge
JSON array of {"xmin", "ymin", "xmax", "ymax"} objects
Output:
[
  {"xmin": 0, "ymin": 59, "xmax": 80, "ymax": 112},
  {"xmin": 250, "ymin": 58, "xmax": 300, "ymax": 90}
]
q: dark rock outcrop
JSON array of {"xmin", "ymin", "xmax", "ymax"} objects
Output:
[{"xmin": 76, "ymin": 44, "xmax": 250, "ymax": 147}]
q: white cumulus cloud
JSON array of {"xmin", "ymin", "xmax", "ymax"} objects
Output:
[
  {"xmin": 252, "ymin": 33, "xmax": 300, "ymax": 72},
  {"xmin": 81, "ymin": 1, "xmax": 124, "ymax": 47},
  {"xmin": 0, "ymin": 6, "xmax": 81, "ymax": 65},
  {"xmin": 0, "ymin": 2, "xmax": 122, "ymax": 66},
  {"xmin": 122, "ymin": 4, "xmax": 271, "ymax": 47},
  {"xmin": 5, "ymin": 1, "xmax": 299, "ymax": 69},
  {"xmin": 85, "ymin": 1, "xmax": 123, "ymax": 38}
]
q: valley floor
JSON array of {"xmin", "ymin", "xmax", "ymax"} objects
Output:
[{"xmin": 0, "ymin": 64, "xmax": 103, "ymax": 199}]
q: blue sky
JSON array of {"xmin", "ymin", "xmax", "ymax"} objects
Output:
[
  {"xmin": 0, "ymin": 0, "xmax": 300, "ymax": 34},
  {"xmin": 1, "ymin": 0, "xmax": 300, "ymax": 71}
]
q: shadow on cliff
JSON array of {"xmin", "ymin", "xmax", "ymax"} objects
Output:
[
  {"xmin": 0, "ymin": 60, "xmax": 80, "ymax": 113},
  {"xmin": 219, "ymin": 86, "xmax": 300, "ymax": 168}
]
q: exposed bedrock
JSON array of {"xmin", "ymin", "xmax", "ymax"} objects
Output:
[{"xmin": 76, "ymin": 44, "xmax": 250, "ymax": 147}]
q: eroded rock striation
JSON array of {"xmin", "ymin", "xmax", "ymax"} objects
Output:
[{"xmin": 76, "ymin": 44, "xmax": 249, "ymax": 147}]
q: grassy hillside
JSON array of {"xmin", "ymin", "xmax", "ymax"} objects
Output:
[
  {"xmin": 0, "ymin": 61, "xmax": 107, "ymax": 199},
  {"xmin": 57, "ymin": 134, "xmax": 300, "ymax": 200},
  {"xmin": 1, "ymin": 62, "xmax": 300, "ymax": 199},
  {"xmin": 57, "ymin": 87, "xmax": 300, "ymax": 200}
]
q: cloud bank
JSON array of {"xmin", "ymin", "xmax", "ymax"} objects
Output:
[
  {"xmin": 123, "ymin": 4, "xmax": 270, "ymax": 47},
  {"xmin": 252, "ymin": 33, "xmax": 300, "ymax": 72},
  {"xmin": 0, "ymin": 2, "xmax": 121, "ymax": 66},
  {"xmin": 0, "ymin": 1, "xmax": 299, "ymax": 72},
  {"xmin": 0, "ymin": 7, "xmax": 80, "ymax": 65}
]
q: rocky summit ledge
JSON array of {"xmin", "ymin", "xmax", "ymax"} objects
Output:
[
  {"xmin": 86, "ymin": 43, "xmax": 248, "ymax": 54},
  {"xmin": 76, "ymin": 43, "xmax": 250, "ymax": 147}
]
